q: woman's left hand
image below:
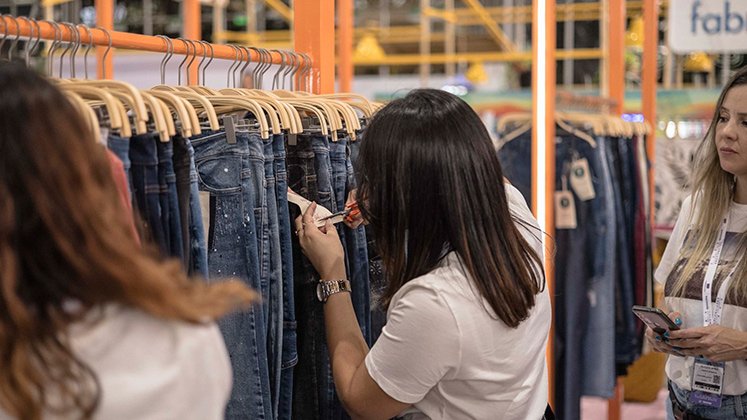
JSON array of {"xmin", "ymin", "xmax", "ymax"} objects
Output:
[{"xmin": 669, "ymin": 326, "xmax": 747, "ymax": 362}]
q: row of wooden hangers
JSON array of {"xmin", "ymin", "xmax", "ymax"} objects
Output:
[{"xmin": 0, "ymin": 16, "xmax": 382, "ymax": 144}]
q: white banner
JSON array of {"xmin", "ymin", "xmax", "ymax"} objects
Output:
[{"xmin": 669, "ymin": 0, "xmax": 747, "ymax": 53}]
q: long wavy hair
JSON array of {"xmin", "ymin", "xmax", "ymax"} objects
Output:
[
  {"xmin": 356, "ymin": 89, "xmax": 545, "ymax": 328},
  {"xmin": 0, "ymin": 62, "xmax": 256, "ymax": 419},
  {"xmin": 671, "ymin": 66, "xmax": 747, "ymax": 300}
]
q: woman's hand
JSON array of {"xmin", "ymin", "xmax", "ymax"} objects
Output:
[
  {"xmin": 295, "ymin": 202, "xmax": 347, "ymax": 280},
  {"xmin": 646, "ymin": 311, "xmax": 686, "ymax": 357},
  {"xmin": 343, "ymin": 189, "xmax": 366, "ymax": 229},
  {"xmin": 668, "ymin": 325, "xmax": 747, "ymax": 362}
]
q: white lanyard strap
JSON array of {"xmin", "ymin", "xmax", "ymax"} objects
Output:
[{"xmin": 702, "ymin": 214, "xmax": 737, "ymax": 326}]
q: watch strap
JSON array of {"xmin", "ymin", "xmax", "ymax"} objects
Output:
[{"xmin": 317, "ymin": 279, "xmax": 352, "ymax": 302}]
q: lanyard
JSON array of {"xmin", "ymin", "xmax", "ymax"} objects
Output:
[{"xmin": 702, "ymin": 214, "xmax": 739, "ymax": 326}]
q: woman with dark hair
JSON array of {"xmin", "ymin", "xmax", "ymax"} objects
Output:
[
  {"xmin": 0, "ymin": 62, "xmax": 256, "ymax": 419},
  {"xmin": 649, "ymin": 66, "xmax": 747, "ymax": 419},
  {"xmin": 296, "ymin": 89, "xmax": 551, "ymax": 419}
]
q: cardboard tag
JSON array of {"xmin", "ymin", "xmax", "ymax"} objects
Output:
[
  {"xmin": 199, "ymin": 191, "xmax": 211, "ymax": 243},
  {"xmin": 288, "ymin": 133, "xmax": 298, "ymax": 146},
  {"xmin": 555, "ymin": 190, "xmax": 577, "ymax": 229},
  {"xmin": 570, "ymin": 158, "xmax": 596, "ymax": 201}
]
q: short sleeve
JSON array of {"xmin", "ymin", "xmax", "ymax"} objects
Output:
[
  {"xmin": 655, "ymin": 195, "xmax": 693, "ymax": 285},
  {"xmin": 364, "ymin": 281, "xmax": 462, "ymax": 404}
]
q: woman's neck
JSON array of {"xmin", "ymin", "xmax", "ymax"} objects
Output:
[{"xmin": 735, "ymin": 176, "xmax": 747, "ymax": 204}]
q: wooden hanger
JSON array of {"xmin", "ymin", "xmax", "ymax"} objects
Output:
[
  {"xmin": 149, "ymin": 90, "xmax": 195, "ymax": 138},
  {"xmin": 57, "ymin": 84, "xmax": 126, "ymax": 135},
  {"xmin": 64, "ymin": 91, "xmax": 101, "ymax": 140}
]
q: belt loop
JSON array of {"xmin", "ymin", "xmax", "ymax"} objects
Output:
[{"xmin": 736, "ymin": 393, "xmax": 744, "ymax": 417}]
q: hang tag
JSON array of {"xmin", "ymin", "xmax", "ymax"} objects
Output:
[
  {"xmin": 223, "ymin": 116, "xmax": 237, "ymax": 144},
  {"xmin": 689, "ymin": 358, "xmax": 725, "ymax": 407},
  {"xmin": 555, "ymin": 190, "xmax": 577, "ymax": 229},
  {"xmin": 286, "ymin": 188, "xmax": 335, "ymax": 228},
  {"xmin": 288, "ymin": 133, "xmax": 298, "ymax": 146},
  {"xmin": 570, "ymin": 158, "xmax": 596, "ymax": 201}
]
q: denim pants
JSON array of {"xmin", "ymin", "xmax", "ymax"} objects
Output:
[
  {"xmin": 107, "ymin": 135, "xmax": 133, "ymax": 198},
  {"xmin": 330, "ymin": 137, "xmax": 371, "ymax": 344},
  {"xmin": 274, "ymin": 134, "xmax": 297, "ymax": 420},
  {"xmin": 668, "ymin": 381, "xmax": 747, "ymax": 419},
  {"xmin": 497, "ymin": 131, "xmax": 533, "ymax": 210},
  {"xmin": 173, "ymin": 134, "xmax": 209, "ymax": 278},
  {"xmin": 129, "ymin": 133, "xmax": 167, "ymax": 250},
  {"xmin": 263, "ymin": 137, "xmax": 284, "ymax": 419},
  {"xmin": 191, "ymin": 130, "xmax": 271, "ymax": 420},
  {"xmin": 287, "ymin": 135, "xmax": 340, "ymax": 420},
  {"xmin": 156, "ymin": 139, "xmax": 185, "ymax": 260}
]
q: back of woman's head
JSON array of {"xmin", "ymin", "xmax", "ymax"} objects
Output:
[
  {"xmin": 0, "ymin": 62, "xmax": 254, "ymax": 419},
  {"xmin": 356, "ymin": 89, "xmax": 545, "ymax": 328}
]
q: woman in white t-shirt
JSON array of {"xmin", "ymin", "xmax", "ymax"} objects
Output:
[
  {"xmin": 0, "ymin": 63, "xmax": 256, "ymax": 418},
  {"xmin": 650, "ymin": 66, "xmax": 747, "ymax": 419},
  {"xmin": 295, "ymin": 89, "xmax": 552, "ymax": 419}
]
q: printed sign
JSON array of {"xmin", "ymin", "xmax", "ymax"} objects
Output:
[{"xmin": 669, "ymin": 0, "xmax": 747, "ymax": 53}]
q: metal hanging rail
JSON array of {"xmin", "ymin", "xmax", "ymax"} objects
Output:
[{"xmin": 0, "ymin": 18, "xmax": 308, "ymax": 67}]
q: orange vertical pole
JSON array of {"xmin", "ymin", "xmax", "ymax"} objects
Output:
[
  {"xmin": 95, "ymin": 0, "xmax": 113, "ymax": 79},
  {"xmin": 609, "ymin": 0, "xmax": 626, "ymax": 115},
  {"xmin": 643, "ymin": 0, "xmax": 658, "ymax": 224},
  {"xmin": 184, "ymin": 0, "xmax": 201, "ymax": 85},
  {"xmin": 294, "ymin": 0, "xmax": 335, "ymax": 94},
  {"xmin": 338, "ymin": 0, "xmax": 354, "ymax": 92},
  {"xmin": 532, "ymin": 0, "xmax": 556, "ymax": 409}
]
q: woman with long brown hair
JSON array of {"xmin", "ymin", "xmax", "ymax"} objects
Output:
[
  {"xmin": 0, "ymin": 62, "xmax": 255, "ymax": 419},
  {"xmin": 296, "ymin": 89, "xmax": 552, "ymax": 419}
]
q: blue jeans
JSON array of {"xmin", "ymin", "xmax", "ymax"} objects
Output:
[
  {"xmin": 191, "ymin": 130, "xmax": 271, "ymax": 420},
  {"xmin": 496, "ymin": 132, "xmax": 533, "ymax": 210},
  {"xmin": 263, "ymin": 137, "xmax": 284, "ymax": 419},
  {"xmin": 129, "ymin": 133, "xmax": 167, "ymax": 251},
  {"xmin": 107, "ymin": 135, "xmax": 133, "ymax": 198},
  {"xmin": 330, "ymin": 137, "xmax": 371, "ymax": 344},
  {"xmin": 274, "ymin": 134, "xmax": 297, "ymax": 420},
  {"xmin": 156, "ymin": 139, "xmax": 184, "ymax": 260},
  {"xmin": 288, "ymin": 135, "xmax": 339, "ymax": 420},
  {"xmin": 173, "ymin": 134, "xmax": 208, "ymax": 278},
  {"xmin": 668, "ymin": 381, "xmax": 747, "ymax": 419}
]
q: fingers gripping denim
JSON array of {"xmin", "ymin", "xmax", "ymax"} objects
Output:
[
  {"xmin": 274, "ymin": 134, "xmax": 298, "ymax": 420},
  {"xmin": 191, "ymin": 130, "xmax": 271, "ymax": 420}
]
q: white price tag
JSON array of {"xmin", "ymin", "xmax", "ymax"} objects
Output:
[
  {"xmin": 570, "ymin": 158, "xmax": 596, "ymax": 201},
  {"xmin": 555, "ymin": 190, "xmax": 577, "ymax": 229}
]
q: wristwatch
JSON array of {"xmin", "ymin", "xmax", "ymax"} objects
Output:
[{"xmin": 316, "ymin": 279, "xmax": 352, "ymax": 303}]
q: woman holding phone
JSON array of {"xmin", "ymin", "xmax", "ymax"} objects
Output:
[
  {"xmin": 295, "ymin": 89, "xmax": 552, "ymax": 419},
  {"xmin": 649, "ymin": 66, "xmax": 747, "ymax": 419}
]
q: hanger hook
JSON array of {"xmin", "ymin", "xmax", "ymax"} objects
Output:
[
  {"xmin": 255, "ymin": 48, "xmax": 268, "ymax": 89},
  {"xmin": 196, "ymin": 40, "xmax": 208, "ymax": 86},
  {"xmin": 95, "ymin": 26, "xmax": 113, "ymax": 79},
  {"xmin": 17, "ymin": 17, "xmax": 32, "ymax": 67},
  {"xmin": 226, "ymin": 44, "xmax": 239, "ymax": 88},
  {"xmin": 46, "ymin": 20, "xmax": 62, "ymax": 76},
  {"xmin": 234, "ymin": 45, "xmax": 247, "ymax": 88},
  {"xmin": 301, "ymin": 53, "xmax": 313, "ymax": 92},
  {"xmin": 70, "ymin": 23, "xmax": 82, "ymax": 79},
  {"xmin": 157, "ymin": 35, "xmax": 174, "ymax": 85},
  {"xmin": 30, "ymin": 19, "xmax": 43, "ymax": 60},
  {"xmin": 271, "ymin": 50, "xmax": 284, "ymax": 90},
  {"xmin": 184, "ymin": 39, "xmax": 198, "ymax": 85},
  {"xmin": 0, "ymin": 16, "xmax": 8, "ymax": 61},
  {"xmin": 176, "ymin": 38, "xmax": 190, "ymax": 86},
  {"xmin": 247, "ymin": 46, "xmax": 259, "ymax": 88},
  {"xmin": 57, "ymin": 23, "xmax": 75, "ymax": 78},
  {"xmin": 238, "ymin": 45, "xmax": 252, "ymax": 87},
  {"xmin": 288, "ymin": 52, "xmax": 302, "ymax": 91},
  {"xmin": 78, "ymin": 24, "xmax": 93, "ymax": 79},
  {"xmin": 6, "ymin": 15, "xmax": 21, "ymax": 61},
  {"xmin": 201, "ymin": 41, "xmax": 214, "ymax": 86},
  {"xmin": 282, "ymin": 51, "xmax": 296, "ymax": 90}
]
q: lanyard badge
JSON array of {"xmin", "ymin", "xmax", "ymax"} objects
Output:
[{"xmin": 689, "ymin": 214, "xmax": 738, "ymax": 408}]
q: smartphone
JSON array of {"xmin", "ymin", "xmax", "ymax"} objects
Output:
[{"xmin": 631, "ymin": 305, "xmax": 680, "ymax": 334}]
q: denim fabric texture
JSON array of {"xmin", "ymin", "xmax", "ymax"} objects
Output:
[
  {"xmin": 129, "ymin": 133, "xmax": 167, "ymax": 250},
  {"xmin": 668, "ymin": 381, "xmax": 747, "ymax": 419},
  {"xmin": 263, "ymin": 137, "xmax": 284, "ymax": 419},
  {"xmin": 496, "ymin": 131, "xmax": 533, "ymax": 210},
  {"xmin": 156, "ymin": 139, "xmax": 184, "ymax": 260},
  {"xmin": 274, "ymin": 134, "xmax": 297, "ymax": 420},
  {"xmin": 107, "ymin": 135, "xmax": 133, "ymax": 197},
  {"xmin": 192, "ymin": 130, "xmax": 271, "ymax": 420},
  {"xmin": 173, "ymin": 134, "xmax": 209, "ymax": 278}
]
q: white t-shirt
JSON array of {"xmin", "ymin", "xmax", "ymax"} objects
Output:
[
  {"xmin": 365, "ymin": 184, "xmax": 551, "ymax": 420},
  {"xmin": 655, "ymin": 195, "xmax": 747, "ymax": 395},
  {"xmin": 0, "ymin": 305, "xmax": 232, "ymax": 419}
]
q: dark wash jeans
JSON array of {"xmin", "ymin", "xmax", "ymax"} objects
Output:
[
  {"xmin": 274, "ymin": 134, "xmax": 297, "ymax": 420},
  {"xmin": 129, "ymin": 132, "xmax": 167, "ymax": 251},
  {"xmin": 287, "ymin": 135, "xmax": 343, "ymax": 420},
  {"xmin": 191, "ymin": 130, "xmax": 271, "ymax": 420},
  {"xmin": 497, "ymin": 131, "xmax": 619, "ymax": 419},
  {"xmin": 263, "ymin": 137, "xmax": 284, "ymax": 418},
  {"xmin": 107, "ymin": 135, "xmax": 133, "ymax": 198},
  {"xmin": 173, "ymin": 134, "xmax": 208, "ymax": 278},
  {"xmin": 156, "ymin": 139, "xmax": 185, "ymax": 260}
]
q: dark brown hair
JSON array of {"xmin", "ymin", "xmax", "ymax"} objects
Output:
[
  {"xmin": 356, "ymin": 89, "xmax": 545, "ymax": 328},
  {"xmin": 0, "ymin": 61, "xmax": 256, "ymax": 419}
]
